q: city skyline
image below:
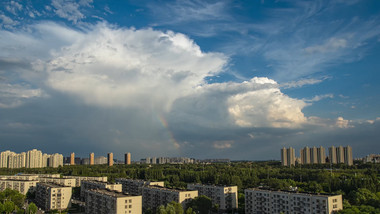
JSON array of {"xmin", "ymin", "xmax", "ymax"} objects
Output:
[{"xmin": 0, "ymin": 1, "xmax": 380, "ymax": 160}]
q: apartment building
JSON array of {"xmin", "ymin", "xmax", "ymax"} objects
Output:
[
  {"xmin": 187, "ymin": 184, "xmax": 238, "ymax": 211},
  {"xmin": 0, "ymin": 179, "xmax": 38, "ymax": 195},
  {"xmin": 115, "ymin": 178, "xmax": 165, "ymax": 195},
  {"xmin": 329, "ymin": 146, "xmax": 353, "ymax": 166},
  {"xmin": 36, "ymin": 183, "xmax": 72, "ymax": 211},
  {"xmin": 281, "ymin": 147, "xmax": 295, "ymax": 166},
  {"xmin": 80, "ymin": 180, "xmax": 122, "ymax": 198},
  {"xmin": 142, "ymin": 185, "xmax": 198, "ymax": 211},
  {"xmin": 245, "ymin": 188, "xmax": 342, "ymax": 214},
  {"xmin": 125, "ymin": 153, "xmax": 131, "ymax": 165},
  {"xmin": 62, "ymin": 176, "xmax": 108, "ymax": 187},
  {"xmin": 85, "ymin": 188, "xmax": 142, "ymax": 214},
  {"xmin": 0, "ymin": 175, "xmax": 39, "ymax": 181},
  {"xmin": 37, "ymin": 178, "xmax": 76, "ymax": 187},
  {"xmin": 300, "ymin": 146, "xmax": 326, "ymax": 165}
]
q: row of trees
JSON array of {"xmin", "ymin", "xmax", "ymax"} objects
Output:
[{"xmin": 0, "ymin": 189, "xmax": 37, "ymax": 214}]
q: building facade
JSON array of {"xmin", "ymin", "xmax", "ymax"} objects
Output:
[
  {"xmin": 187, "ymin": 184, "xmax": 238, "ymax": 211},
  {"xmin": 0, "ymin": 179, "xmax": 38, "ymax": 195},
  {"xmin": 125, "ymin": 153, "xmax": 131, "ymax": 165},
  {"xmin": 80, "ymin": 180, "xmax": 122, "ymax": 198},
  {"xmin": 70, "ymin": 152, "xmax": 75, "ymax": 165},
  {"xmin": 37, "ymin": 178, "xmax": 76, "ymax": 187},
  {"xmin": 62, "ymin": 176, "xmax": 108, "ymax": 187},
  {"xmin": 36, "ymin": 183, "xmax": 72, "ymax": 211},
  {"xmin": 329, "ymin": 146, "xmax": 353, "ymax": 166},
  {"xmin": 0, "ymin": 149, "xmax": 63, "ymax": 168},
  {"xmin": 115, "ymin": 178, "xmax": 165, "ymax": 195},
  {"xmin": 281, "ymin": 147, "xmax": 295, "ymax": 166},
  {"xmin": 85, "ymin": 189, "xmax": 142, "ymax": 214},
  {"xmin": 301, "ymin": 146, "xmax": 326, "ymax": 165},
  {"xmin": 245, "ymin": 188, "xmax": 342, "ymax": 214},
  {"xmin": 142, "ymin": 186, "xmax": 198, "ymax": 211},
  {"xmin": 89, "ymin": 153, "xmax": 94, "ymax": 165},
  {"xmin": 108, "ymin": 153, "xmax": 113, "ymax": 166}
]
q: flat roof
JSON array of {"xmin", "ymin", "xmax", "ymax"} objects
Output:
[
  {"xmin": 188, "ymin": 183, "xmax": 238, "ymax": 188},
  {"xmin": 87, "ymin": 188, "xmax": 138, "ymax": 198},
  {"xmin": 37, "ymin": 182, "xmax": 70, "ymax": 188},
  {"xmin": 0, "ymin": 179, "xmax": 38, "ymax": 182},
  {"xmin": 245, "ymin": 188, "xmax": 341, "ymax": 197},
  {"xmin": 145, "ymin": 185, "xmax": 197, "ymax": 193}
]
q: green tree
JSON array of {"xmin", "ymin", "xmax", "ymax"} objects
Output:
[
  {"xmin": 27, "ymin": 202, "xmax": 38, "ymax": 214},
  {"xmin": 349, "ymin": 188, "xmax": 378, "ymax": 205},
  {"xmin": 3, "ymin": 200, "xmax": 15, "ymax": 214},
  {"xmin": 0, "ymin": 202, "xmax": 4, "ymax": 213},
  {"xmin": 187, "ymin": 195, "xmax": 212, "ymax": 214},
  {"xmin": 168, "ymin": 201, "xmax": 184, "ymax": 214},
  {"xmin": 186, "ymin": 207, "xmax": 196, "ymax": 214}
]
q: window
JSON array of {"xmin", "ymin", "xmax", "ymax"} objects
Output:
[{"xmin": 333, "ymin": 205, "xmax": 337, "ymax": 208}]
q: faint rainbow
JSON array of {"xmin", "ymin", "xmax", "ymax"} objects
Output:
[{"xmin": 157, "ymin": 114, "xmax": 180, "ymax": 149}]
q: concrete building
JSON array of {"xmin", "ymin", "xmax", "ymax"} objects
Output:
[
  {"xmin": 37, "ymin": 178, "xmax": 76, "ymax": 187},
  {"xmin": 329, "ymin": 146, "xmax": 337, "ymax": 164},
  {"xmin": 89, "ymin": 153, "xmax": 94, "ymax": 165},
  {"xmin": 363, "ymin": 154, "xmax": 380, "ymax": 163},
  {"xmin": 0, "ymin": 179, "xmax": 38, "ymax": 195},
  {"xmin": 301, "ymin": 146, "xmax": 326, "ymax": 165},
  {"xmin": 108, "ymin": 153, "xmax": 114, "ymax": 166},
  {"xmin": 317, "ymin": 147, "xmax": 326, "ymax": 164},
  {"xmin": 85, "ymin": 188, "xmax": 142, "ymax": 214},
  {"xmin": 125, "ymin": 153, "xmax": 131, "ymax": 165},
  {"xmin": 36, "ymin": 183, "xmax": 72, "ymax": 211},
  {"xmin": 281, "ymin": 147, "xmax": 295, "ymax": 166},
  {"xmin": 329, "ymin": 146, "xmax": 353, "ymax": 166},
  {"xmin": 81, "ymin": 180, "xmax": 122, "ymax": 198},
  {"xmin": 300, "ymin": 147, "xmax": 311, "ymax": 164},
  {"xmin": 245, "ymin": 188, "xmax": 343, "ymax": 214},
  {"xmin": 115, "ymin": 178, "xmax": 165, "ymax": 195},
  {"xmin": 187, "ymin": 184, "xmax": 238, "ymax": 211},
  {"xmin": 95, "ymin": 156, "xmax": 107, "ymax": 165},
  {"xmin": 62, "ymin": 176, "xmax": 108, "ymax": 187},
  {"xmin": 48, "ymin": 153, "xmax": 64, "ymax": 168},
  {"xmin": 142, "ymin": 185, "xmax": 198, "ymax": 211},
  {"xmin": 344, "ymin": 146, "xmax": 353, "ymax": 166},
  {"xmin": 26, "ymin": 149, "xmax": 43, "ymax": 168},
  {"xmin": 1, "ymin": 149, "xmax": 63, "ymax": 169},
  {"xmin": 70, "ymin": 153, "xmax": 75, "ymax": 165}
]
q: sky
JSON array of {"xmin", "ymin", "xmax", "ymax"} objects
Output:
[{"xmin": 0, "ymin": 0, "xmax": 379, "ymax": 161}]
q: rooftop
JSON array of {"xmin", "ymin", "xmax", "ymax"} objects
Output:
[
  {"xmin": 246, "ymin": 188, "xmax": 341, "ymax": 197},
  {"xmin": 86, "ymin": 188, "xmax": 138, "ymax": 198}
]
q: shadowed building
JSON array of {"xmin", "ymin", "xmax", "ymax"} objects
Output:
[
  {"xmin": 125, "ymin": 153, "xmax": 131, "ymax": 165},
  {"xmin": 70, "ymin": 152, "xmax": 75, "ymax": 165},
  {"xmin": 108, "ymin": 153, "xmax": 114, "ymax": 166},
  {"xmin": 281, "ymin": 147, "xmax": 295, "ymax": 166},
  {"xmin": 89, "ymin": 153, "xmax": 94, "ymax": 165}
]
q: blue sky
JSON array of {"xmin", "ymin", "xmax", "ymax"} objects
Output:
[{"xmin": 0, "ymin": 0, "xmax": 379, "ymax": 160}]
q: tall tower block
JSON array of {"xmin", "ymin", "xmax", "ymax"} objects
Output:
[
  {"xmin": 70, "ymin": 152, "xmax": 75, "ymax": 165},
  {"xmin": 125, "ymin": 153, "xmax": 131, "ymax": 165},
  {"xmin": 89, "ymin": 153, "xmax": 94, "ymax": 165}
]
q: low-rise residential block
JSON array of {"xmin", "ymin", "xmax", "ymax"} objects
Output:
[
  {"xmin": 81, "ymin": 180, "xmax": 122, "ymax": 198},
  {"xmin": 85, "ymin": 188, "xmax": 142, "ymax": 214},
  {"xmin": 62, "ymin": 175, "xmax": 108, "ymax": 187},
  {"xmin": 142, "ymin": 186, "xmax": 198, "ymax": 211},
  {"xmin": 0, "ymin": 179, "xmax": 39, "ymax": 195},
  {"xmin": 36, "ymin": 183, "xmax": 72, "ymax": 211},
  {"xmin": 187, "ymin": 184, "xmax": 238, "ymax": 211},
  {"xmin": 245, "ymin": 188, "xmax": 343, "ymax": 214},
  {"xmin": 115, "ymin": 178, "xmax": 165, "ymax": 195}
]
